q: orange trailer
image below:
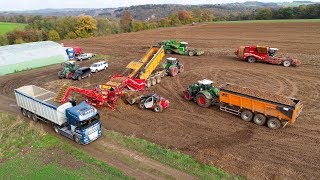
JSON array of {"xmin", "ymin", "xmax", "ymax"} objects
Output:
[{"xmin": 219, "ymin": 84, "xmax": 303, "ymax": 129}]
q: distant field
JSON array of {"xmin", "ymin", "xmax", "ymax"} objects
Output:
[
  {"xmin": 0, "ymin": 22, "xmax": 26, "ymax": 35},
  {"xmin": 212, "ymin": 19, "xmax": 320, "ymax": 24}
]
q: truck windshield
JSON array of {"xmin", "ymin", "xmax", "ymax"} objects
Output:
[{"xmin": 78, "ymin": 114, "xmax": 100, "ymax": 130}]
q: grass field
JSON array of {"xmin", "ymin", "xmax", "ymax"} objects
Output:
[
  {"xmin": 0, "ymin": 22, "xmax": 26, "ymax": 35},
  {"xmin": 0, "ymin": 112, "xmax": 129, "ymax": 179},
  {"xmin": 212, "ymin": 19, "xmax": 320, "ymax": 24}
]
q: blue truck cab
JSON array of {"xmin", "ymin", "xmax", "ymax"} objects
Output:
[{"xmin": 54, "ymin": 101, "xmax": 102, "ymax": 145}]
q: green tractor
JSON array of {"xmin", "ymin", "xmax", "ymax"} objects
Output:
[
  {"xmin": 162, "ymin": 57, "xmax": 184, "ymax": 76},
  {"xmin": 58, "ymin": 61, "xmax": 78, "ymax": 79},
  {"xmin": 159, "ymin": 40, "xmax": 204, "ymax": 56},
  {"xmin": 183, "ymin": 79, "xmax": 219, "ymax": 108}
]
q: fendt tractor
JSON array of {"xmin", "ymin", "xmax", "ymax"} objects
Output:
[
  {"xmin": 183, "ymin": 79, "xmax": 219, "ymax": 108},
  {"xmin": 15, "ymin": 85, "xmax": 102, "ymax": 144},
  {"xmin": 162, "ymin": 57, "xmax": 184, "ymax": 77},
  {"xmin": 58, "ymin": 61, "xmax": 78, "ymax": 79},
  {"xmin": 160, "ymin": 40, "xmax": 204, "ymax": 56},
  {"xmin": 184, "ymin": 80, "xmax": 303, "ymax": 129},
  {"xmin": 235, "ymin": 45, "xmax": 301, "ymax": 67}
]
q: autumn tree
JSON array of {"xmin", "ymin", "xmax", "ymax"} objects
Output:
[
  {"xmin": 48, "ymin": 30, "xmax": 60, "ymax": 41},
  {"xmin": 177, "ymin": 10, "xmax": 193, "ymax": 24},
  {"xmin": 75, "ymin": 15, "xmax": 97, "ymax": 38},
  {"xmin": 133, "ymin": 21, "xmax": 144, "ymax": 32},
  {"xmin": 120, "ymin": 11, "xmax": 133, "ymax": 33},
  {"xmin": 255, "ymin": 8, "xmax": 273, "ymax": 20}
]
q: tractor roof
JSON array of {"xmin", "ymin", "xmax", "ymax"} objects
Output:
[
  {"xmin": 198, "ymin": 79, "xmax": 213, "ymax": 85},
  {"xmin": 167, "ymin": 57, "xmax": 177, "ymax": 61},
  {"xmin": 180, "ymin": 42, "xmax": 188, "ymax": 45}
]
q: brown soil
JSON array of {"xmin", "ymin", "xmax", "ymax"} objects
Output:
[
  {"xmin": 1, "ymin": 22, "xmax": 320, "ymax": 179},
  {"xmin": 222, "ymin": 84, "xmax": 295, "ymax": 106}
]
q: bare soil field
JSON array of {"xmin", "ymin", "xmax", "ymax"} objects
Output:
[{"xmin": 1, "ymin": 22, "xmax": 320, "ymax": 179}]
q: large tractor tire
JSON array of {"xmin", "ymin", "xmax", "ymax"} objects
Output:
[
  {"xmin": 169, "ymin": 66, "xmax": 178, "ymax": 77},
  {"xmin": 283, "ymin": 60, "xmax": 291, "ymax": 67},
  {"xmin": 267, "ymin": 118, "xmax": 281, "ymax": 129},
  {"xmin": 183, "ymin": 90, "xmax": 192, "ymax": 101},
  {"xmin": 247, "ymin": 56, "xmax": 256, "ymax": 63},
  {"xmin": 196, "ymin": 93, "xmax": 211, "ymax": 108},
  {"xmin": 241, "ymin": 110, "xmax": 253, "ymax": 122},
  {"xmin": 153, "ymin": 103, "xmax": 163, "ymax": 113},
  {"xmin": 179, "ymin": 64, "xmax": 184, "ymax": 73},
  {"xmin": 58, "ymin": 71, "xmax": 64, "ymax": 79}
]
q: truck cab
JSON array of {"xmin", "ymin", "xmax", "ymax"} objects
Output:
[{"xmin": 55, "ymin": 101, "xmax": 102, "ymax": 145}]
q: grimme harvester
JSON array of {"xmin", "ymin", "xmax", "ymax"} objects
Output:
[
  {"xmin": 160, "ymin": 40, "xmax": 204, "ymax": 56},
  {"xmin": 58, "ymin": 61, "xmax": 78, "ymax": 79},
  {"xmin": 55, "ymin": 45, "xmax": 181, "ymax": 110},
  {"xmin": 235, "ymin": 45, "xmax": 301, "ymax": 67}
]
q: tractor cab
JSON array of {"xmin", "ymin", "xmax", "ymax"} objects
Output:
[
  {"xmin": 198, "ymin": 79, "xmax": 214, "ymax": 90},
  {"xmin": 268, "ymin": 48, "xmax": 279, "ymax": 57},
  {"xmin": 166, "ymin": 57, "xmax": 177, "ymax": 65}
]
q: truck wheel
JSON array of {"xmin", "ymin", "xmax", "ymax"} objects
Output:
[
  {"xmin": 156, "ymin": 76, "xmax": 161, "ymax": 84},
  {"xmin": 27, "ymin": 111, "xmax": 33, "ymax": 119},
  {"xmin": 183, "ymin": 90, "xmax": 192, "ymax": 101},
  {"xmin": 169, "ymin": 66, "xmax": 178, "ymax": 77},
  {"xmin": 151, "ymin": 78, "xmax": 157, "ymax": 86},
  {"xmin": 139, "ymin": 102, "xmax": 145, "ymax": 109},
  {"xmin": 73, "ymin": 135, "xmax": 80, "ymax": 144},
  {"xmin": 146, "ymin": 80, "xmax": 152, "ymax": 87},
  {"xmin": 21, "ymin": 108, "xmax": 27, "ymax": 117},
  {"xmin": 196, "ymin": 93, "xmax": 211, "ymax": 108},
  {"xmin": 32, "ymin": 114, "xmax": 38, "ymax": 122},
  {"xmin": 188, "ymin": 51, "xmax": 194, "ymax": 56},
  {"xmin": 247, "ymin": 56, "xmax": 256, "ymax": 63},
  {"xmin": 267, "ymin": 118, "xmax": 281, "ymax": 129},
  {"xmin": 154, "ymin": 103, "xmax": 163, "ymax": 113},
  {"xmin": 241, "ymin": 110, "xmax": 253, "ymax": 122},
  {"xmin": 53, "ymin": 125, "xmax": 60, "ymax": 134},
  {"xmin": 283, "ymin": 60, "xmax": 291, "ymax": 67},
  {"xmin": 253, "ymin": 114, "xmax": 266, "ymax": 125},
  {"xmin": 179, "ymin": 64, "xmax": 184, "ymax": 73}
]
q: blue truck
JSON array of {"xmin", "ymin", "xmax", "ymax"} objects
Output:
[{"xmin": 14, "ymin": 85, "xmax": 102, "ymax": 145}]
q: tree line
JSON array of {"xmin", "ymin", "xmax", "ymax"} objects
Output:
[{"xmin": 0, "ymin": 4, "xmax": 319, "ymax": 46}]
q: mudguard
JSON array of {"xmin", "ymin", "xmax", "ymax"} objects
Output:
[{"xmin": 199, "ymin": 90, "xmax": 213, "ymax": 100}]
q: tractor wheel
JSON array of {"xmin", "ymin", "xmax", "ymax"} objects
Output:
[
  {"xmin": 165, "ymin": 49, "xmax": 172, "ymax": 54},
  {"xmin": 27, "ymin": 111, "xmax": 33, "ymax": 119},
  {"xmin": 183, "ymin": 90, "xmax": 192, "ymax": 101},
  {"xmin": 247, "ymin": 56, "xmax": 256, "ymax": 63},
  {"xmin": 253, "ymin": 114, "xmax": 266, "ymax": 125},
  {"xmin": 267, "ymin": 118, "xmax": 281, "ymax": 129},
  {"xmin": 151, "ymin": 78, "xmax": 157, "ymax": 86},
  {"xmin": 67, "ymin": 72, "xmax": 73, "ymax": 79},
  {"xmin": 188, "ymin": 51, "xmax": 194, "ymax": 56},
  {"xmin": 154, "ymin": 103, "xmax": 163, "ymax": 113},
  {"xmin": 32, "ymin": 114, "xmax": 38, "ymax": 122},
  {"xmin": 169, "ymin": 66, "xmax": 178, "ymax": 77},
  {"xmin": 58, "ymin": 71, "xmax": 63, "ymax": 79},
  {"xmin": 156, "ymin": 76, "xmax": 161, "ymax": 84},
  {"xmin": 179, "ymin": 64, "xmax": 184, "ymax": 73},
  {"xmin": 196, "ymin": 93, "xmax": 211, "ymax": 108},
  {"xmin": 240, "ymin": 110, "xmax": 253, "ymax": 122},
  {"xmin": 139, "ymin": 102, "xmax": 145, "ymax": 109},
  {"xmin": 73, "ymin": 135, "xmax": 80, "ymax": 144},
  {"xmin": 283, "ymin": 60, "xmax": 291, "ymax": 67},
  {"xmin": 21, "ymin": 108, "xmax": 27, "ymax": 117},
  {"xmin": 146, "ymin": 80, "xmax": 152, "ymax": 87}
]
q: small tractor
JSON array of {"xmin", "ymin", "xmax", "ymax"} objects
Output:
[
  {"xmin": 58, "ymin": 61, "xmax": 78, "ymax": 79},
  {"xmin": 235, "ymin": 45, "xmax": 301, "ymax": 67},
  {"xmin": 162, "ymin": 57, "xmax": 184, "ymax": 77},
  {"xmin": 183, "ymin": 79, "xmax": 219, "ymax": 108},
  {"xmin": 159, "ymin": 40, "xmax": 204, "ymax": 56},
  {"xmin": 126, "ymin": 93, "xmax": 169, "ymax": 113}
]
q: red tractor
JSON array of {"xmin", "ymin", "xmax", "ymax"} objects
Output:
[
  {"xmin": 235, "ymin": 46, "xmax": 301, "ymax": 67},
  {"xmin": 126, "ymin": 93, "xmax": 169, "ymax": 112}
]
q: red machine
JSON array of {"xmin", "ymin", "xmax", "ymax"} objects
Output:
[
  {"xmin": 235, "ymin": 46, "xmax": 301, "ymax": 67},
  {"xmin": 73, "ymin": 47, "xmax": 83, "ymax": 56}
]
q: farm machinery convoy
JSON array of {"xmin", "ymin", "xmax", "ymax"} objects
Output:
[{"xmin": 235, "ymin": 45, "xmax": 301, "ymax": 67}]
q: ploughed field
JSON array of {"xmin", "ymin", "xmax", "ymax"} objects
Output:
[{"xmin": 1, "ymin": 22, "xmax": 320, "ymax": 179}]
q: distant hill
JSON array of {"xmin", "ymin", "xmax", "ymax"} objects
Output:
[{"xmin": 1, "ymin": 1, "xmax": 319, "ymax": 20}]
